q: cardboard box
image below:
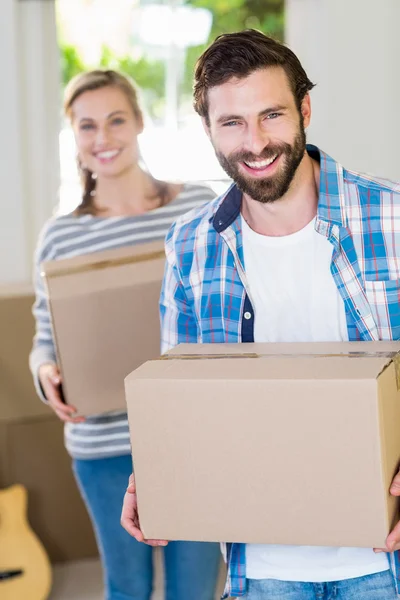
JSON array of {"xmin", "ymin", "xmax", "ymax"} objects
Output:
[
  {"xmin": 125, "ymin": 341, "xmax": 400, "ymax": 548},
  {"xmin": 42, "ymin": 241, "xmax": 165, "ymax": 416},
  {"xmin": 0, "ymin": 415, "xmax": 98, "ymax": 563},
  {"xmin": 0, "ymin": 284, "xmax": 50, "ymax": 422},
  {"xmin": 0, "ymin": 286, "xmax": 98, "ymax": 562}
]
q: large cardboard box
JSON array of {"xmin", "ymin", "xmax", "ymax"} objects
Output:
[
  {"xmin": 125, "ymin": 341, "xmax": 400, "ymax": 548},
  {"xmin": 42, "ymin": 241, "xmax": 165, "ymax": 416},
  {"xmin": 0, "ymin": 285, "xmax": 98, "ymax": 563}
]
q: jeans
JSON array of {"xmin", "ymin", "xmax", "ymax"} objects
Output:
[
  {"xmin": 73, "ymin": 454, "xmax": 221, "ymax": 600},
  {"xmin": 242, "ymin": 571, "xmax": 397, "ymax": 599}
]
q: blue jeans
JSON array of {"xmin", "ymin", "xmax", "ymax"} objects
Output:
[
  {"xmin": 73, "ymin": 455, "xmax": 221, "ymax": 600},
  {"xmin": 242, "ymin": 571, "xmax": 397, "ymax": 599}
]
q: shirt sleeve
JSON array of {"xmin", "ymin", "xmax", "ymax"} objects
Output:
[
  {"xmin": 29, "ymin": 221, "xmax": 58, "ymax": 402},
  {"xmin": 159, "ymin": 223, "xmax": 199, "ymax": 354}
]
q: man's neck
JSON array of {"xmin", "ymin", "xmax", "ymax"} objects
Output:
[{"xmin": 241, "ymin": 152, "xmax": 320, "ymax": 237}]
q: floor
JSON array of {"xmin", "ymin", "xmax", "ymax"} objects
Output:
[{"xmin": 49, "ymin": 551, "xmax": 228, "ymax": 599}]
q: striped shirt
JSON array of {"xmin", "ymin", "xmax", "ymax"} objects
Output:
[
  {"xmin": 29, "ymin": 183, "xmax": 216, "ymax": 459},
  {"xmin": 159, "ymin": 145, "xmax": 400, "ymax": 597}
]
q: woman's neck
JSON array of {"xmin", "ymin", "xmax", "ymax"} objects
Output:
[{"xmin": 93, "ymin": 166, "xmax": 163, "ymax": 217}]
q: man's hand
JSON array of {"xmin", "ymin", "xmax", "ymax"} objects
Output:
[
  {"xmin": 374, "ymin": 469, "xmax": 400, "ymax": 553},
  {"xmin": 38, "ymin": 363, "xmax": 85, "ymax": 423},
  {"xmin": 120, "ymin": 473, "xmax": 168, "ymax": 547}
]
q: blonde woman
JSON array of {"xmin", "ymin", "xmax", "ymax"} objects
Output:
[{"xmin": 30, "ymin": 70, "xmax": 221, "ymax": 600}]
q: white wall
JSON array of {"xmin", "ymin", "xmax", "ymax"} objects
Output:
[
  {"xmin": 1, "ymin": 0, "xmax": 60, "ymax": 285},
  {"xmin": 286, "ymin": 0, "xmax": 400, "ymax": 180}
]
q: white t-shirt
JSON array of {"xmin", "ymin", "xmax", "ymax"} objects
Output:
[{"xmin": 241, "ymin": 215, "xmax": 388, "ymax": 582}]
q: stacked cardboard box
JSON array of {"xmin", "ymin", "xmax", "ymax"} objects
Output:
[{"xmin": 0, "ymin": 284, "xmax": 97, "ymax": 562}]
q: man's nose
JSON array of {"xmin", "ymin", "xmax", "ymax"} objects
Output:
[{"xmin": 244, "ymin": 124, "xmax": 270, "ymax": 156}]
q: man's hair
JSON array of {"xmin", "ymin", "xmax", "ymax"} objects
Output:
[{"xmin": 193, "ymin": 29, "xmax": 315, "ymax": 123}]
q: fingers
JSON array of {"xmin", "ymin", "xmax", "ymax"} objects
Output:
[
  {"xmin": 120, "ymin": 488, "xmax": 144, "ymax": 542},
  {"xmin": 144, "ymin": 539, "xmax": 169, "ymax": 547},
  {"xmin": 374, "ymin": 520, "xmax": 400, "ymax": 553},
  {"xmin": 385, "ymin": 521, "xmax": 400, "ymax": 552},
  {"xmin": 39, "ymin": 364, "xmax": 84, "ymax": 423},
  {"xmin": 47, "ymin": 388, "xmax": 84, "ymax": 423},
  {"xmin": 120, "ymin": 477, "xmax": 168, "ymax": 547},
  {"xmin": 390, "ymin": 470, "xmax": 400, "ymax": 496},
  {"xmin": 373, "ymin": 545, "xmax": 400, "ymax": 553},
  {"xmin": 53, "ymin": 406, "xmax": 86, "ymax": 423},
  {"xmin": 121, "ymin": 517, "xmax": 145, "ymax": 542},
  {"xmin": 126, "ymin": 473, "xmax": 136, "ymax": 494}
]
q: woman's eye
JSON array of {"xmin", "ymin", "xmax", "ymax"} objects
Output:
[
  {"xmin": 80, "ymin": 123, "xmax": 95, "ymax": 131},
  {"xmin": 111, "ymin": 118, "xmax": 125, "ymax": 126}
]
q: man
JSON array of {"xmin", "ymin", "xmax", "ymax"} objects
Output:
[{"xmin": 121, "ymin": 30, "xmax": 400, "ymax": 599}]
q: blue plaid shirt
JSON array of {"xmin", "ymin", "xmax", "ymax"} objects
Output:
[{"xmin": 160, "ymin": 145, "xmax": 400, "ymax": 598}]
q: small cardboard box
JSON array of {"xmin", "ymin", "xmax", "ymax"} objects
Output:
[
  {"xmin": 125, "ymin": 341, "xmax": 400, "ymax": 548},
  {"xmin": 42, "ymin": 241, "xmax": 165, "ymax": 416}
]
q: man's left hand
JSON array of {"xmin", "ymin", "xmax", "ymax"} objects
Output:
[{"xmin": 374, "ymin": 470, "xmax": 400, "ymax": 553}]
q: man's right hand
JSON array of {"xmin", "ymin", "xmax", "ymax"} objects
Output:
[
  {"xmin": 121, "ymin": 473, "xmax": 168, "ymax": 547},
  {"xmin": 38, "ymin": 363, "xmax": 85, "ymax": 423}
]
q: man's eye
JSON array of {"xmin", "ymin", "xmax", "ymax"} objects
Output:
[
  {"xmin": 267, "ymin": 113, "xmax": 281, "ymax": 120},
  {"xmin": 223, "ymin": 121, "xmax": 239, "ymax": 127}
]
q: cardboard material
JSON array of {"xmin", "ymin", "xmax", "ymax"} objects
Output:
[
  {"xmin": 0, "ymin": 287, "xmax": 98, "ymax": 562},
  {"xmin": 0, "ymin": 415, "xmax": 98, "ymax": 562},
  {"xmin": 125, "ymin": 341, "xmax": 400, "ymax": 548},
  {"xmin": 0, "ymin": 285, "xmax": 49, "ymax": 422},
  {"xmin": 42, "ymin": 241, "xmax": 165, "ymax": 416}
]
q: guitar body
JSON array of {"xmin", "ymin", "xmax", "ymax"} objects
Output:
[{"xmin": 0, "ymin": 484, "xmax": 52, "ymax": 599}]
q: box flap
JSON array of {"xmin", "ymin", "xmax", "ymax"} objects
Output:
[
  {"xmin": 127, "ymin": 345, "xmax": 399, "ymax": 383},
  {"xmin": 42, "ymin": 240, "xmax": 165, "ymax": 279},
  {"xmin": 167, "ymin": 341, "xmax": 400, "ymax": 356}
]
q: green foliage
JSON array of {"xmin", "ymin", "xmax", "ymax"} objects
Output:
[
  {"xmin": 58, "ymin": 0, "xmax": 284, "ymax": 116},
  {"xmin": 182, "ymin": 0, "xmax": 284, "ymax": 97},
  {"xmin": 106, "ymin": 52, "xmax": 166, "ymax": 119},
  {"xmin": 59, "ymin": 43, "xmax": 165, "ymax": 117},
  {"xmin": 103, "ymin": 52, "xmax": 165, "ymax": 99},
  {"xmin": 59, "ymin": 42, "xmax": 86, "ymax": 86}
]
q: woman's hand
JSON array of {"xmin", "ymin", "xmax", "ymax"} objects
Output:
[{"xmin": 38, "ymin": 363, "xmax": 85, "ymax": 423}]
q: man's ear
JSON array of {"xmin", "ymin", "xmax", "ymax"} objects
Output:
[{"xmin": 301, "ymin": 94, "xmax": 311, "ymax": 129}]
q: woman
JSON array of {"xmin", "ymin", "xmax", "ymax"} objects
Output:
[{"xmin": 29, "ymin": 69, "xmax": 221, "ymax": 600}]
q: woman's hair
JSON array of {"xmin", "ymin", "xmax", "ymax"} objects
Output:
[
  {"xmin": 64, "ymin": 69, "xmax": 169, "ymax": 215},
  {"xmin": 194, "ymin": 29, "xmax": 315, "ymax": 124}
]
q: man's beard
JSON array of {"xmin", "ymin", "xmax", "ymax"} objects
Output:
[{"xmin": 214, "ymin": 124, "xmax": 306, "ymax": 204}]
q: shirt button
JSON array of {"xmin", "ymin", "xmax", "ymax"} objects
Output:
[{"xmin": 244, "ymin": 311, "xmax": 252, "ymax": 320}]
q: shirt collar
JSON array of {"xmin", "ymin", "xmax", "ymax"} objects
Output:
[{"xmin": 212, "ymin": 144, "xmax": 347, "ymax": 233}]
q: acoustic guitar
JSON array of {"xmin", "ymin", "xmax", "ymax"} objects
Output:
[{"xmin": 0, "ymin": 484, "xmax": 52, "ymax": 599}]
